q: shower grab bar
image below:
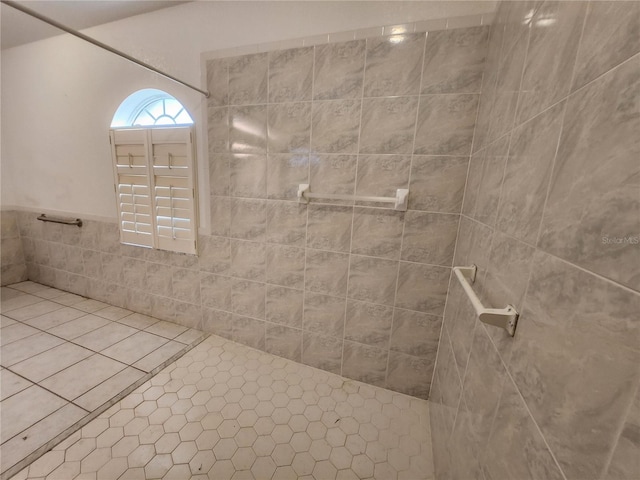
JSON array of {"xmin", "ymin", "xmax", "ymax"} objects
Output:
[
  {"xmin": 37, "ymin": 214, "xmax": 83, "ymax": 228},
  {"xmin": 297, "ymin": 184, "xmax": 409, "ymax": 211},
  {"xmin": 453, "ymin": 265, "xmax": 519, "ymax": 337}
]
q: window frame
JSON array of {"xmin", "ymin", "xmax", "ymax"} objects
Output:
[{"xmin": 109, "ymin": 125, "xmax": 198, "ymax": 255}]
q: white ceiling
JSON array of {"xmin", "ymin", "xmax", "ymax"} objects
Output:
[{"xmin": 1, "ymin": 0, "xmax": 189, "ymax": 49}]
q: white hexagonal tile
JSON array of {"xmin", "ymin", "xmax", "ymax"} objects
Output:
[
  {"xmin": 235, "ymin": 427, "xmax": 258, "ymax": 448},
  {"xmin": 252, "ymin": 435, "xmax": 276, "ymax": 457},
  {"xmin": 329, "ymin": 446, "xmax": 352, "ymax": 470},
  {"xmin": 271, "ymin": 444, "xmax": 295, "ymax": 467},
  {"xmin": 111, "ymin": 436, "xmax": 139, "ymax": 458},
  {"xmin": 148, "ymin": 408, "xmax": 172, "ymax": 425},
  {"xmin": 345, "ymin": 434, "xmax": 366, "ymax": 456},
  {"xmin": 155, "ymin": 433, "xmax": 181, "ymax": 454},
  {"xmin": 272, "ymin": 424, "xmax": 293, "ymax": 444},
  {"xmin": 231, "ymin": 446, "xmax": 256, "ymax": 471},
  {"xmin": 312, "ymin": 459, "xmax": 338, "ymax": 480},
  {"xmin": 144, "ymin": 454, "xmax": 173, "ymax": 478},
  {"xmin": 188, "ymin": 450, "xmax": 215, "ymax": 475},
  {"xmin": 251, "ymin": 456, "xmax": 277, "ymax": 480},
  {"xmin": 237, "ymin": 410, "xmax": 259, "ymax": 428},
  {"xmin": 291, "ymin": 451, "xmax": 314, "ymax": 476},
  {"xmin": 326, "ymin": 428, "xmax": 346, "ymax": 448},
  {"xmin": 195, "ymin": 429, "xmax": 220, "ymax": 451},
  {"xmin": 128, "ymin": 444, "xmax": 155, "ymax": 468},
  {"xmin": 213, "ymin": 438, "xmax": 238, "ymax": 460}
]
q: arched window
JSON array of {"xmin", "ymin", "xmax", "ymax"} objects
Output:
[
  {"xmin": 110, "ymin": 89, "xmax": 197, "ymax": 255},
  {"xmin": 111, "ymin": 89, "xmax": 194, "ymax": 128}
]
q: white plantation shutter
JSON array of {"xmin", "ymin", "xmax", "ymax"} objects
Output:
[
  {"xmin": 110, "ymin": 126, "xmax": 197, "ymax": 254},
  {"xmin": 150, "ymin": 128, "xmax": 197, "ymax": 254},
  {"xmin": 110, "ymin": 129, "xmax": 154, "ymax": 247}
]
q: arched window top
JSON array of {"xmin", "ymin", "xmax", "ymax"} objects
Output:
[{"xmin": 111, "ymin": 89, "xmax": 193, "ymax": 128}]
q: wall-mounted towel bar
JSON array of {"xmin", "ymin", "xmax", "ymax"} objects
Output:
[
  {"xmin": 297, "ymin": 184, "xmax": 409, "ymax": 211},
  {"xmin": 453, "ymin": 265, "xmax": 519, "ymax": 336},
  {"xmin": 37, "ymin": 214, "xmax": 83, "ymax": 227}
]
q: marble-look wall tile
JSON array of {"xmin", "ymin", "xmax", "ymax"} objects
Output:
[
  {"xmin": 201, "ymin": 308, "xmax": 233, "ymax": 339},
  {"xmin": 206, "ymin": 58, "xmax": 228, "ymax": 107},
  {"xmin": 228, "ymin": 53, "xmax": 268, "ymax": 105},
  {"xmin": 198, "ymin": 235, "xmax": 230, "ymax": 274},
  {"xmin": 390, "ymin": 308, "xmax": 441, "ymax": 358},
  {"xmin": 232, "ymin": 315, "xmax": 265, "ymax": 350},
  {"xmin": 386, "ymin": 351, "xmax": 432, "ymax": 399},
  {"xmin": 209, "ymin": 153, "xmax": 230, "ymax": 197},
  {"xmin": 344, "ymin": 300, "xmax": 393, "ymax": 349},
  {"xmin": 516, "ymin": 1, "xmax": 587, "ymax": 124},
  {"xmin": 303, "ymin": 292, "xmax": 345, "ymax": 338},
  {"xmin": 510, "ymin": 261, "xmax": 640, "ymax": 478},
  {"xmin": 396, "ymin": 262, "xmax": 450, "ymax": 315},
  {"xmin": 414, "ymin": 94, "xmax": 479, "ymax": 155},
  {"xmin": 172, "ymin": 268, "xmax": 200, "ymax": 305},
  {"xmin": 311, "ymin": 100, "xmax": 361, "ymax": 153},
  {"xmin": 265, "ymin": 201, "xmax": 307, "ymax": 247},
  {"xmin": 265, "ymin": 324, "xmax": 302, "ymax": 362},
  {"xmin": 229, "ymin": 198, "xmax": 266, "ymax": 241},
  {"xmin": 229, "ymin": 154, "xmax": 267, "ymax": 198},
  {"xmin": 572, "ymin": 1, "xmax": 640, "ymax": 92},
  {"xmin": 364, "ymin": 33, "xmax": 425, "ymax": 97},
  {"xmin": 306, "ymin": 204, "xmax": 352, "ymax": 253},
  {"xmin": 482, "ymin": 377, "xmax": 564, "ymax": 480},
  {"xmin": 82, "ymin": 250, "xmax": 103, "ymax": 278},
  {"xmin": 471, "ymin": 135, "xmax": 509, "ymax": 227},
  {"xmin": 267, "ymin": 103, "xmax": 311, "ymax": 154},
  {"xmin": 342, "ymin": 341, "xmax": 387, "ymax": 387},
  {"xmin": 350, "ymin": 208, "xmax": 403, "ymax": 260},
  {"xmin": 302, "ymin": 332, "xmax": 343, "ymax": 374},
  {"xmin": 421, "ymin": 26, "xmax": 489, "ymax": 94},
  {"xmin": 495, "ymin": 102, "xmax": 564, "ymax": 244},
  {"xmin": 538, "ymin": 58, "xmax": 640, "ymax": 290},
  {"xmin": 481, "ymin": 232, "xmax": 535, "ymax": 356},
  {"xmin": 401, "ymin": 212, "xmax": 459, "ymax": 266},
  {"xmin": 461, "ymin": 327, "xmax": 507, "ymax": 453},
  {"xmin": 208, "ymin": 106, "xmax": 229, "ymax": 153},
  {"xmin": 408, "ymin": 156, "xmax": 468, "ymax": 213},
  {"xmin": 122, "ymin": 258, "xmax": 146, "ymax": 289},
  {"xmin": 265, "ymin": 245, "xmax": 305, "ymax": 287},
  {"xmin": 230, "ymin": 240, "xmax": 266, "ymax": 281},
  {"xmin": 348, "ymin": 255, "xmax": 398, "ymax": 306},
  {"xmin": 359, "ymin": 97, "xmax": 418, "ymax": 154},
  {"xmin": 199, "ymin": 273, "xmax": 232, "ymax": 311},
  {"xmin": 145, "ymin": 262, "xmax": 172, "ymax": 297},
  {"xmin": 210, "ymin": 196, "xmax": 231, "ymax": 237},
  {"xmin": 486, "ymin": 29, "xmax": 527, "ymax": 143},
  {"xmin": 308, "ymin": 154, "xmax": 357, "ymax": 202},
  {"xmin": 605, "ymin": 388, "xmax": 640, "ymax": 480},
  {"xmin": 444, "ymin": 281, "xmax": 478, "ymax": 374},
  {"xmin": 268, "ymin": 47, "xmax": 314, "ymax": 103},
  {"xmin": 313, "ymin": 40, "xmax": 365, "ymax": 100},
  {"xmin": 304, "ymin": 249, "xmax": 349, "ymax": 297},
  {"xmin": 265, "ymin": 285, "xmax": 303, "ymax": 329},
  {"xmin": 229, "ymin": 105, "xmax": 267, "ymax": 154},
  {"xmin": 231, "ymin": 279, "xmax": 265, "ymax": 319},
  {"xmin": 355, "ymin": 154, "xmax": 411, "ymax": 200},
  {"xmin": 522, "ymin": 251, "xmax": 640, "ymax": 356}
]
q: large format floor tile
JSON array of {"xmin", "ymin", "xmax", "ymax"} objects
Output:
[
  {"xmin": 11, "ymin": 334, "xmax": 434, "ymax": 480},
  {"xmin": 0, "ymin": 282, "xmax": 207, "ymax": 479}
]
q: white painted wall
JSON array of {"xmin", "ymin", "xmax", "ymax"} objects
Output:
[{"xmin": 1, "ymin": 1, "xmax": 496, "ymax": 226}]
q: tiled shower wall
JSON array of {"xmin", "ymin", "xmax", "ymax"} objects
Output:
[
  {"xmin": 1, "ymin": 211, "xmax": 27, "ymax": 286},
  {"xmin": 430, "ymin": 1, "xmax": 639, "ymax": 479},
  {"xmin": 204, "ymin": 24, "xmax": 489, "ymax": 398}
]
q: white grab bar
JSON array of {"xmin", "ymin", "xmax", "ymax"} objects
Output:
[
  {"xmin": 297, "ymin": 184, "xmax": 409, "ymax": 211},
  {"xmin": 453, "ymin": 265, "xmax": 519, "ymax": 337}
]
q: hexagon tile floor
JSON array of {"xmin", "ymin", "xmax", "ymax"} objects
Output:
[{"xmin": 9, "ymin": 334, "xmax": 434, "ymax": 480}]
